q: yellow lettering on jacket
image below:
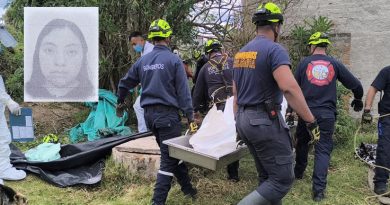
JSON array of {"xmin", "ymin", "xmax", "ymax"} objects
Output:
[{"xmin": 233, "ymin": 52, "xmax": 257, "ymax": 69}]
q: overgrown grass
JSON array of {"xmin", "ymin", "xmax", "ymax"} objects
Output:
[{"xmin": 6, "ymin": 120, "xmax": 383, "ymax": 205}]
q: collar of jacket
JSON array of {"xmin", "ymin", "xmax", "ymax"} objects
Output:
[
  {"xmin": 153, "ymin": 45, "xmax": 171, "ymax": 51},
  {"xmin": 210, "ymin": 52, "xmax": 222, "ymax": 59}
]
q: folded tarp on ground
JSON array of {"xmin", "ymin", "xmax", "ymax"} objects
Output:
[
  {"xmin": 69, "ymin": 89, "xmax": 131, "ymax": 143},
  {"xmin": 10, "ymin": 132, "xmax": 152, "ymax": 187}
]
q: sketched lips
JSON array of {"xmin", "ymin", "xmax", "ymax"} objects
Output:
[{"xmin": 49, "ymin": 72, "xmax": 66, "ymax": 78}]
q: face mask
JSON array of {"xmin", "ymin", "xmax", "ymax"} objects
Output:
[{"xmin": 134, "ymin": 44, "xmax": 143, "ymax": 53}]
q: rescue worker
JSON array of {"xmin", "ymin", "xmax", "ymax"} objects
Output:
[
  {"xmin": 193, "ymin": 50, "xmax": 209, "ymax": 85},
  {"xmin": 362, "ymin": 66, "xmax": 390, "ymax": 195},
  {"xmin": 233, "ymin": 3, "xmax": 319, "ymax": 204},
  {"xmin": 289, "ymin": 32, "xmax": 363, "ymax": 201},
  {"xmin": 192, "ymin": 39, "xmax": 240, "ymax": 182},
  {"xmin": 191, "ymin": 50, "xmax": 209, "ymax": 106},
  {"xmin": 129, "ymin": 31, "xmax": 154, "ymax": 56},
  {"xmin": 116, "ymin": 19, "xmax": 197, "ymax": 205},
  {"xmin": 128, "ymin": 31, "xmax": 154, "ymax": 133},
  {"xmin": 0, "ymin": 76, "xmax": 26, "ymax": 184}
]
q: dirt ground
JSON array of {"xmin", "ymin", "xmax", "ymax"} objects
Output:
[{"xmin": 17, "ymin": 102, "xmax": 89, "ymax": 139}]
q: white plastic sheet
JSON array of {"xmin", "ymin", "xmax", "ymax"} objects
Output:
[{"xmin": 189, "ymin": 96, "xmax": 236, "ymax": 158}]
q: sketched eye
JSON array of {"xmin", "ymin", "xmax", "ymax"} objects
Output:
[
  {"xmin": 66, "ymin": 49, "xmax": 79, "ymax": 57},
  {"xmin": 43, "ymin": 47, "xmax": 55, "ymax": 55}
]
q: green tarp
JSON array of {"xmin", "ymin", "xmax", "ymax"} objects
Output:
[{"xmin": 70, "ymin": 89, "xmax": 132, "ymax": 143}]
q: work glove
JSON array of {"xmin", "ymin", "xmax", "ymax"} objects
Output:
[
  {"xmin": 351, "ymin": 99, "xmax": 363, "ymax": 112},
  {"xmin": 285, "ymin": 112, "xmax": 294, "ymax": 126},
  {"xmin": 7, "ymin": 100, "xmax": 21, "ymax": 116},
  {"xmin": 361, "ymin": 109, "xmax": 373, "ymax": 124},
  {"xmin": 188, "ymin": 118, "xmax": 198, "ymax": 134},
  {"xmin": 306, "ymin": 120, "xmax": 320, "ymax": 144},
  {"xmin": 116, "ymin": 102, "xmax": 126, "ymax": 118}
]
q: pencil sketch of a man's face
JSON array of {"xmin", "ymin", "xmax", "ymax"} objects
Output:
[{"xmin": 39, "ymin": 27, "xmax": 83, "ymax": 87}]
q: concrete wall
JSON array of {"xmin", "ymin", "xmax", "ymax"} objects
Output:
[
  {"xmin": 284, "ymin": 0, "xmax": 390, "ymax": 101},
  {"xmin": 244, "ymin": 0, "xmax": 390, "ymax": 112}
]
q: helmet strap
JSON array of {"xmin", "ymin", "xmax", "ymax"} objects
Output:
[
  {"xmin": 310, "ymin": 45, "xmax": 316, "ymax": 55},
  {"xmin": 271, "ymin": 24, "xmax": 280, "ymax": 42}
]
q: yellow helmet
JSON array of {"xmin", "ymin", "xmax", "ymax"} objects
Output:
[
  {"xmin": 148, "ymin": 19, "xmax": 173, "ymax": 39},
  {"xmin": 308, "ymin": 32, "xmax": 331, "ymax": 45},
  {"xmin": 204, "ymin": 39, "xmax": 222, "ymax": 54},
  {"xmin": 252, "ymin": 2, "xmax": 283, "ymax": 25}
]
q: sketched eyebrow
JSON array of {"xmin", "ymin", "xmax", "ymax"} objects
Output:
[
  {"xmin": 66, "ymin": 43, "xmax": 81, "ymax": 48},
  {"xmin": 41, "ymin": 42, "xmax": 57, "ymax": 47}
]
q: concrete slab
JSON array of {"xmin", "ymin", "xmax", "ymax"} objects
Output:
[
  {"xmin": 112, "ymin": 148, "xmax": 160, "ymax": 179},
  {"xmin": 112, "ymin": 136, "xmax": 161, "ymax": 179},
  {"xmin": 114, "ymin": 136, "xmax": 160, "ymax": 155}
]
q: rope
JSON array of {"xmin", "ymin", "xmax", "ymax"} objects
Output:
[
  {"xmin": 353, "ymin": 113, "xmax": 390, "ymax": 204},
  {"xmin": 209, "ymin": 85, "xmax": 233, "ymax": 106}
]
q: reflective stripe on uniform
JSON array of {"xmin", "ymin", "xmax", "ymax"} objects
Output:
[
  {"xmin": 178, "ymin": 160, "xmax": 183, "ymax": 165},
  {"xmin": 158, "ymin": 170, "xmax": 174, "ymax": 177}
]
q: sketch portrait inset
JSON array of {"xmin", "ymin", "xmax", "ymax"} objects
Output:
[{"xmin": 24, "ymin": 7, "xmax": 98, "ymax": 102}]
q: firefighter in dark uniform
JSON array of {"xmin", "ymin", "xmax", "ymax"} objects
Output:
[
  {"xmin": 288, "ymin": 32, "xmax": 363, "ymax": 201},
  {"xmin": 192, "ymin": 39, "xmax": 240, "ymax": 182},
  {"xmin": 193, "ymin": 50, "xmax": 209, "ymax": 85},
  {"xmin": 233, "ymin": 3, "xmax": 319, "ymax": 205},
  {"xmin": 116, "ymin": 19, "xmax": 198, "ymax": 205},
  {"xmin": 362, "ymin": 66, "xmax": 390, "ymax": 195},
  {"xmin": 191, "ymin": 50, "xmax": 209, "ymax": 105}
]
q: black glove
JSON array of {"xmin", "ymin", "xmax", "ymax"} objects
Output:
[
  {"xmin": 306, "ymin": 120, "xmax": 320, "ymax": 144},
  {"xmin": 351, "ymin": 99, "xmax": 363, "ymax": 112},
  {"xmin": 116, "ymin": 103, "xmax": 126, "ymax": 117},
  {"xmin": 361, "ymin": 109, "xmax": 373, "ymax": 124},
  {"xmin": 286, "ymin": 113, "xmax": 294, "ymax": 126}
]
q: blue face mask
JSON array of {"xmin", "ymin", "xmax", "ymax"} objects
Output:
[{"xmin": 134, "ymin": 44, "xmax": 143, "ymax": 53}]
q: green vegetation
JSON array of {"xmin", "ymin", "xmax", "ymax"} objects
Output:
[
  {"xmin": 7, "ymin": 125, "xmax": 380, "ymax": 204},
  {"xmin": 288, "ymin": 16, "xmax": 334, "ymax": 71}
]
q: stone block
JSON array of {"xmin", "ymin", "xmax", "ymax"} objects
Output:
[{"xmin": 112, "ymin": 136, "xmax": 161, "ymax": 179}]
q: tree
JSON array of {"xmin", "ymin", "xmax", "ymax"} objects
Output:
[
  {"xmin": 2, "ymin": 0, "xmax": 200, "ymax": 95},
  {"xmin": 288, "ymin": 16, "xmax": 334, "ymax": 71}
]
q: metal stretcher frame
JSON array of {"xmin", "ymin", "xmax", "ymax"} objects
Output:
[{"xmin": 163, "ymin": 134, "xmax": 249, "ymax": 171}]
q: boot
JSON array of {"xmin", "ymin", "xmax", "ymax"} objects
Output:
[
  {"xmin": 312, "ymin": 191, "xmax": 325, "ymax": 202},
  {"xmin": 227, "ymin": 161, "xmax": 240, "ymax": 182},
  {"xmin": 272, "ymin": 200, "xmax": 282, "ymax": 205},
  {"xmin": 174, "ymin": 162, "xmax": 197, "ymax": 199},
  {"xmin": 237, "ymin": 191, "xmax": 271, "ymax": 205},
  {"xmin": 0, "ymin": 167, "xmax": 26, "ymax": 180},
  {"xmin": 184, "ymin": 187, "xmax": 197, "ymax": 200},
  {"xmin": 374, "ymin": 184, "xmax": 388, "ymax": 195}
]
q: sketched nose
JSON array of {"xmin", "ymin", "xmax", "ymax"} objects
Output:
[{"xmin": 54, "ymin": 51, "xmax": 66, "ymax": 66}]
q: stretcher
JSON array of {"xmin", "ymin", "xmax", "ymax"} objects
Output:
[{"xmin": 163, "ymin": 134, "xmax": 248, "ymax": 171}]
